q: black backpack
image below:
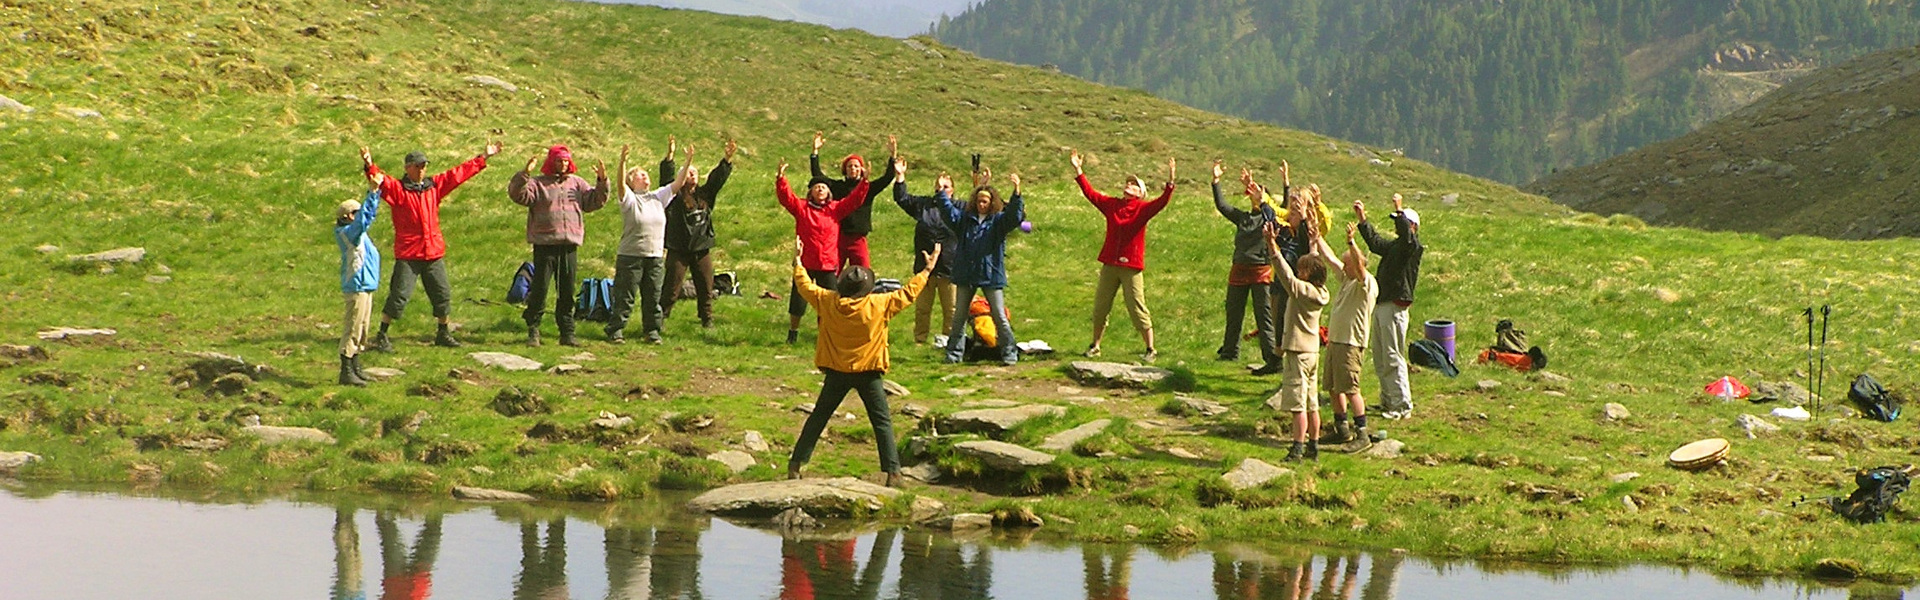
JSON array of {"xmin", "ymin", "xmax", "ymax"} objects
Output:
[
  {"xmin": 1848, "ymin": 374, "xmax": 1904, "ymax": 422},
  {"xmin": 1409, "ymin": 339, "xmax": 1459, "ymax": 378},
  {"xmin": 1830, "ymin": 466, "xmax": 1912, "ymax": 524}
]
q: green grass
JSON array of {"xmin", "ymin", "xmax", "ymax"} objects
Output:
[{"xmin": 1, "ymin": 0, "xmax": 1919, "ymax": 583}]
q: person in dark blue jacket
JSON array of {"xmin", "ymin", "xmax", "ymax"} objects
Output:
[
  {"xmin": 891, "ymin": 161, "xmax": 956, "ymax": 346},
  {"xmin": 334, "ymin": 171, "xmax": 383, "ymax": 387},
  {"xmin": 929, "ymin": 160, "xmax": 1026, "ymax": 366}
]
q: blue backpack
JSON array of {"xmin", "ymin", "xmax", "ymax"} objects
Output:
[
  {"xmin": 1409, "ymin": 339, "xmax": 1460, "ymax": 378},
  {"xmin": 506, "ymin": 262, "xmax": 535, "ymax": 304},
  {"xmin": 574, "ymin": 278, "xmax": 615, "ymax": 322}
]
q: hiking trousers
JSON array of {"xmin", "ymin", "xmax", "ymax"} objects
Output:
[
  {"xmin": 788, "ymin": 368, "xmax": 899, "ymax": 474},
  {"xmin": 607, "ymin": 254, "xmax": 665, "ymax": 340},
  {"xmin": 945, "ymin": 286, "xmax": 1016, "ymax": 364},
  {"xmin": 382, "ymin": 258, "xmax": 453, "ymax": 320},
  {"xmin": 913, "ymin": 275, "xmax": 956, "ymax": 344},
  {"xmin": 341, "ymin": 292, "xmax": 373, "ymax": 357},
  {"xmin": 1222, "ymin": 281, "xmax": 1277, "ymax": 364},
  {"xmin": 1373, "ymin": 302, "xmax": 1412, "ymax": 412},
  {"xmin": 1091, "ymin": 264, "xmax": 1152, "ymax": 339},
  {"xmin": 523, "ymin": 244, "xmax": 579, "ymax": 334},
  {"xmin": 660, "ymin": 247, "xmax": 714, "ymax": 324}
]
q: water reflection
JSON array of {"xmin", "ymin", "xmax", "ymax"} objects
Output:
[{"xmin": 0, "ymin": 485, "xmax": 1900, "ymax": 600}]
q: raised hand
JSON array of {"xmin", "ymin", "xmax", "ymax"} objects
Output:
[
  {"xmin": 936, "ymin": 173, "xmax": 953, "ymax": 193},
  {"xmin": 683, "ymin": 143, "xmax": 695, "ymax": 161},
  {"xmin": 1352, "ymin": 200, "xmax": 1366, "ymax": 221},
  {"xmin": 1346, "ymin": 222, "xmax": 1359, "ymax": 246},
  {"xmin": 1166, "ymin": 157, "xmax": 1177, "ymax": 183},
  {"xmin": 593, "ymin": 159, "xmax": 607, "ymax": 180},
  {"xmin": 1008, "ymin": 172, "xmax": 1021, "ymax": 192},
  {"xmin": 484, "ymin": 141, "xmax": 502, "ymax": 158},
  {"xmin": 811, "ymin": 132, "xmax": 824, "ymax": 153},
  {"xmin": 1069, "ymin": 150, "xmax": 1083, "ymax": 173},
  {"xmin": 887, "ymin": 134, "xmax": 898, "ymax": 157},
  {"xmin": 778, "ymin": 160, "xmax": 789, "ymax": 177},
  {"xmin": 1281, "ymin": 160, "xmax": 1291, "ymax": 188},
  {"xmin": 922, "ymin": 243, "xmax": 942, "ymax": 274},
  {"xmin": 359, "ymin": 146, "xmax": 374, "ymax": 168},
  {"xmin": 619, "ymin": 144, "xmax": 630, "ymax": 163},
  {"xmin": 668, "ymin": 135, "xmax": 677, "ymax": 157},
  {"xmin": 367, "ymin": 170, "xmax": 385, "ymax": 189},
  {"xmin": 523, "ymin": 152, "xmax": 542, "ymax": 174},
  {"xmin": 1211, "ymin": 160, "xmax": 1223, "ymax": 183},
  {"xmin": 724, "ymin": 139, "xmax": 737, "ymax": 160},
  {"xmin": 893, "ymin": 156, "xmax": 907, "ymax": 180},
  {"xmin": 1391, "ymin": 192, "xmax": 1404, "ymax": 212}
]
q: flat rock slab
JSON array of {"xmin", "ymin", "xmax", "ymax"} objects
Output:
[
  {"xmin": 359, "ymin": 367, "xmax": 404, "ymax": 381},
  {"xmin": 68, "ymin": 247, "xmax": 145, "ymax": 263},
  {"xmin": 0, "ymin": 451, "xmax": 42, "ymax": 472},
  {"xmin": 37, "ymin": 327, "xmax": 115, "ymax": 341},
  {"xmin": 0, "ymin": 94, "xmax": 31, "ymax": 113},
  {"xmin": 464, "ymin": 75, "xmax": 519, "ymax": 92},
  {"xmin": 1222, "ymin": 458, "xmax": 1292, "ymax": 491},
  {"xmin": 1173, "ymin": 394, "xmax": 1229, "ymax": 417},
  {"xmin": 944, "ymin": 405, "xmax": 1065, "ymax": 434},
  {"xmin": 241, "ymin": 425, "xmax": 336, "ymax": 445},
  {"xmin": 1038, "ymin": 419, "xmax": 1111, "ymax": 452},
  {"xmin": 0, "ymin": 345, "xmax": 49, "ymax": 362},
  {"xmin": 1068, "ymin": 361, "xmax": 1174, "ymax": 389},
  {"xmin": 470, "ymin": 352, "xmax": 543, "ymax": 371},
  {"xmin": 924, "ymin": 513, "xmax": 992, "ymax": 530},
  {"xmin": 882, "ymin": 380, "xmax": 911, "ymax": 397},
  {"xmin": 707, "ymin": 450, "xmax": 756, "ymax": 474},
  {"xmin": 452, "ymin": 486, "xmax": 535, "ymax": 502},
  {"xmin": 960, "ymin": 399, "xmax": 1020, "ymax": 408},
  {"xmin": 954, "ymin": 440, "xmax": 1055, "ymax": 471},
  {"xmin": 687, "ymin": 477, "xmax": 943, "ymax": 517}
]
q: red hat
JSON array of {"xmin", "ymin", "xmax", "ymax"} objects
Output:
[
  {"xmin": 541, "ymin": 145, "xmax": 575, "ymax": 176},
  {"xmin": 840, "ymin": 154, "xmax": 865, "ymax": 175}
]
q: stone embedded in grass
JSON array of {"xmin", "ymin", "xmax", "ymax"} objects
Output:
[
  {"xmin": 882, "ymin": 380, "xmax": 910, "ymax": 397},
  {"xmin": 548, "ymin": 363, "xmax": 583, "ymax": 375},
  {"xmin": 901, "ymin": 463, "xmax": 941, "ymax": 483},
  {"xmin": 686, "ymin": 477, "xmax": 943, "ymax": 517},
  {"xmin": 942, "ymin": 404, "xmax": 1065, "ymax": 434},
  {"xmin": 0, "ymin": 94, "xmax": 31, "ymax": 113},
  {"xmin": 1751, "ymin": 381, "xmax": 1809, "ymax": 405},
  {"xmin": 0, "ymin": 344, "xmax": 49, "ymax": 366},
  {"xmin": 1038, "ymin": 418, "xmax": 1111, "ymax": 452},
  {"xmin": 359, "ymin": 367, "xmax": 404, "ymax": 381},
  {"xmin": 144, "ymin": 276, "xmax": 171, "ymax": 284},
  {"xmin": 463, "ymin": 75, "xmax": 519, "ymax": 92},
  {"xmin": 1603, "ymin": 403, "xmax": 1631, "ymax": 421},
  {"xmin": 1365, "ymin": 439, "xmax": 1406, "ymax": 459},
  {"xmin": 742, "ymin": 430, "xmax": 770, "ymax": 453},
  {"xmin": 960, "ymin": 399, "xmax": 1018, "ymax": 408},
  {"xmin": 589, "ymin": 411, "xmax": 633, "ymax": 429},
  {"xmin": 1221, "ymin": 458, "xmax": 1292, "ymax": 491},
  {"xmin": 60, "ymin": 107, "xmax": 102, "ymax": 119},
  {"xmin": 33, "ymin": 244, "xmax": 58, "ymax": 254},
  {"xmin": 67, "ymin": 247, "xmax": 145, "ymax": 264},
  {"xmin": 211, "ymin": 373, "xmax": 250, "ymax": 396},
  {"xmin": 1166, "ymin": 447, "xmax": 1201, "ymax": 460},
  {"xmin": 0, "ymin": 451, "xmax": 42, "ymax": 473},
  {"xmin": 492, "ymin": 387, "xmax": 550, "ymax": 417},
  {"xmin": 1610, "ymin": 472, "xmax": 1642, "ymax": 483},
  {"xmin": 175, "ymin": 438, "xmax": 227, "ymax": 452},
  {"xmin": 241, "ymin": 425, "xmax": 336, "ymax": 445},
  {"xmin": 1622, "ymin": 495, "xmax": 1639, "ymax": 512},
  {"xmin": 36, "ymin": 327, "xmax": 115, "ymax": 341},
  {"xmin": 1168, "ymin": 394, "xmax": 1229, "ymax": 417},
  {"xmin": 1067, "ymin": 361, "xmax": 1174, "ymax": 389},
  {"xmin": 954, "ymin": 440, "xmax": 1055, "ymax": 471},
  {"xmin": 898, "ymin": 404, "xmax": 928, "ymax": 418},
  {"xmin": 1735, "ymin": 414, "xmax": 1780, "ymax": 438},
  {"xmin": 470, "ymin": 352, "xmax": 542, "ymax": 371},
  {"xmin": 452, "ymin": 485, "xmax": 535, "ymax": 502},
  {"xmin": 706, "ymin": 450, "xmax": 755, "ymax": 474},
  {"xmin": 1477, "ymin": 380, "xmax": 1501, "ymax": 391}
]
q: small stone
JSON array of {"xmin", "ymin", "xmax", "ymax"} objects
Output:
[
  {"xmin": 898, "ymin": 404, "xmax": 928, "ymax": 418},
  {"xmin": 1364, "ymin": 439, "xmax": 1406, "ymax": 459},
  {"xmin": 707, "ymin": 450, "xmax": 755, "ymax": 474},
  {"xmin": 1653, "ymin": 288, "xmax": 1680, "ymax": 303},
  {"xmin": 1477, "ymin": 380, "xmax": 1501, "ymax": 391},
  {"xmin": 1167, "ymin": 447, "xmax": 1201, "ymax": 460},
  {"xmin": 793, "ymin": 404, "xmax": 813, "ymax": 414},
  {"xmin": 60, "ymin": 107, "xmax": 102, "ymax": 119},
  {"xmin": 1610, "ymin": 472, "xmax": 1642, "ymax": 484},
  {"xmin": 563, "ymin": 352, "xmax": 597, "ymax": 362},
  {"xmin": 1621, "ymin": 495, "xmax": 1639, "ymax": 512},
  {"xmin": 994, "ymin": 505, "xmax": 1044, "ymax": 528},
  {"xmin": 463, "ymin": 75, "xmax": 519, "ymax": 92},
  {"xmin": 742, "ymin": 430, "xmax": 770, "ymax": 453},
  {"xmin": 926, "ymin": 513, "xmax": 993, "ymax": 530},
  {"xmin": 1122, "ymin": 525, "xmax": 1142, "ymax": 536},
  {"xmin": 1536, "ymin": 371, "xmax": 1571, "ymax": 384},
  {"xmin": 0, "ymin": 94, "xmax": 31, "ymax": 113},
  {"xmin": 1172, "ymin": 394, "xmax": 1230, "ymax": 417},
  {"xmin": 1735, "ymin": 414, "xmax": 1780, "ymax": 438},
  {"xmin": 882, "ymin": 380, "xmax": 911, "ymax": 397},
  {"xmin": 547, "ymin": 363, "xmax": 583, "ymax": 375},
  {"xmin": 1603, "ymin": 403, "xmax": 1631, "ymax": 421},
  {"xmin": 491, "ymin": 387, "xmax": 550, "ymax": 417},
  {"xmin": 144, "ymin": 275, "xmax": 172, "ymax": 284},
  {"xmin": 470, "ymin": 352, "xmax": 543, "ymax": 371},
  {"xmin": 947, "ymin": 388, "xmax": 979, "ymax": 396},
  {"xmin": 359, "ymin": 367, "xmax": 405, "ymax": 381},
  {"xmin": 33, "ymin": 244, "xmax": 58, "ymax": 254},
  {"xmin": 1542, "ymin": 390, "xmax": 1566, "ymax": 397},
  {"xmin": 954, "ymin": 440, "xmax": 1056, "ymax": 470},
  {"xmin": 1056, "ymin": 385, "xmax": 1084, "ymax": 395},
  {"xmin": 36, "ymin": 327, "xmax": 115, "ymax": 341},
  {"xmin": 772, "ymin": 507, "xmax": 820, "ymax": 529},
  {"xmin": 452, "ymin": 486, "xmax": 535, "ymax": 502},
  {"xmin": 589, "ymin": 411, "xmax": 634, "ymax": 429},
  {"xmin": 68, "ymin": 247, "xmax": 145, "ymax": 263},
  {"xmin": 1038, "ymin": 419, "xmax": 1111, "ymax": 452},
  {"xmin": 1221, "ymin": 458, "xmax": 1292, "ymax": 491},
  {"xmin": 241, "ymin": 425, "xmax": 336, "ymax": 445},
  {"xmin": 469, "ymin": 466, "xmax": 495, "ymax": 476},
  {"xmin": 0, "ymin": 451, "xmax": 43, "ymax": 472}
]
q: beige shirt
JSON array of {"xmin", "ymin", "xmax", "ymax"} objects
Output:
[
  {"xmin": 1278, "ymin": 266, "xmax": 1330, "ymax": 354},
  {"xmin": 1328, "ymin": 267, "xmax": 1378, "ymax": 348}
]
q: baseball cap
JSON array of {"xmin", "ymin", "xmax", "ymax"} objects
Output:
[
  {"xmin": 404, "ymin": 151, "xmax": 429, "ymax": 166},
  {"xmin": 1397, "ymin": 208, "xmax": 1421, "ymax": 227},
  {"xmin": 336, "ymin": 199, "xmax": 361, "ymax": 220}
]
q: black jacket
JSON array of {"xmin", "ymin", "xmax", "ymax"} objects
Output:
[
  {"xmin": 659, "ymin": 157, "xmax": 732, "ymax": 254},
  {"xmin": 1213, "ymin": 182, "xmax": 1277, "ymax": 267},
  {"xmin": 1360, "ymin": 216, "xmax": 1423, "ymax": 303},
  {"xmin": 812, "ymin": 153, "xmax": 897, "ymax": 237},
  {"xmin": 893, "ymin": 181, "xmax": 953, "ymax": 278}
]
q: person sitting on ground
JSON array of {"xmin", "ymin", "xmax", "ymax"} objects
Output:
[
  {"xmin": 777, "ymin": 159, "xmax": 870, "ymax": 345},
  {"xmin": 891, "ymin": 158, "xmax": 959, "ymax": 347},
  {"xmin": 786, "ymin": 237, "xmax": 939, "ymax": 488},
  {"xmin": 334, "ymin": 170, "xmax": 384, "ymax": 387},
  {"xmin": 604, "ymin": 143, "xmax": 689, "ymax": 344},
  {"xmin": 1264, "ymin": 222, "xmax": 1330, "ymax": 462},
  {"xmin": 361, "ymin": 142, "xmax": 499, "ymax": 351},
  {"xmin": 811, "ymin": 132, "xmax": 898, "ymax": 269},
  {"xmin": 1211, "ymin": 160, "xmax": 1280, "ymax": 370},
  {"xmin": 1355, "ymin": 193, "xmax": 1424, "ymax": 420},
  {"xmin": 1072, "ymin": 150, "xmax": 1175, "ymax": 362},
  {"xmin": 938, "ymin": 166, "xmax": 1026, "ymax": 366},
  {"xmin": 508, "ymin": 145, "xmax": 611, "ymax": 347},
  {"xmin": 658, "ymin": 137, "xmax": 736, "ymax": 329},
  {"xmin": 1314, "ymin": 223, "xmax": 1379, "ymax": 452}
]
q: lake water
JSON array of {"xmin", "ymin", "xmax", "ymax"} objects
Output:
[{"xmin": 0, "ymin": 484, "xmax": 1901, "ymax": 599}]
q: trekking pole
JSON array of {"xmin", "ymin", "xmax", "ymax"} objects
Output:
[
  {"xmin": 1803, "ymin": 307, "xmax": 1815, "ymax": 407},
  {"xmin": 1817, "ymin": 305, "xmax": 1831, "ymax": 414}
]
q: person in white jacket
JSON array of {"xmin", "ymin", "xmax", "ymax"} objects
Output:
[{"xmin": 606, "ymin": 143, "xmax": 691, "ymax": 344}]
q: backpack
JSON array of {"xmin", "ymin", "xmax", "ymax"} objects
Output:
[
  {"xmin": 573, "ymin": 278, "xmax": 615, "ymax": 322},
  {"xmin": 1848, "ymin": 374, "xmax": 1904, "ymax": 422},
  {"xmin": 1830, "ymin": 466, "xmax": 1912, "ymax": 524},
  {"xmin": 713, "ymin": 271, "xmax": 740, "ymax": 296},
  {"xmin": 506, "ymin": 261, "xmax": 535, "ymax": 304},
  {"xmin": 1489, "ymin": 319, "xmax": 1548, "ymax": 371},
  {"xmin": 1409, "ymin": 339, "xmax": 1459, "ymax": 378}
]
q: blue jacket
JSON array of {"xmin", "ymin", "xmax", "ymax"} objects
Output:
[
  {"xmin": 941, "ymin": 191, "xmax": 1025, "ymax": 289},
  {"xmin": 335, "ymin": 190, "xmax": 381, "ymax": 293}
]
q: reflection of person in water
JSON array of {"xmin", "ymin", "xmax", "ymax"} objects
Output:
[
  {"xmin": 376, "ymin": 511, "xmax": 441, "ymax": 600},
  {"xmin": 602, "ymin": 510, "xmax": 709, "ymax": 600},
  {"xmin": 1084, "ymin": 546, "xmax": 1132, "ymax": 600},
  {"xmin": 896, "ymin": 529, "xmax": 993, "ymax": 599},
  {"xmin": 1359, "ymin": 552, "xmax": 1402, "ymax": 600},
  {"xmin": 333, "ymin": 508, "xmax": 366, "ymax": 600},
  {"xmin": 778, "ymin": 533, "xmax": 894, "ymax": 600},
  {"xmin": 514, "ymin": 519, "xmax": 570, "ymax": 600},
  {"xmin": 1211, "ymin": 552, "xmax": 1390, "ymax": 600},
  {"xmin": 603, "ymin": 525, "xmax": 654, "ymax": 600}
]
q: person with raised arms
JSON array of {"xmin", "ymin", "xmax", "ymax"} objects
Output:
[
  {"xmin": 778, "ymin": 158, "xmax": 870, "ymax": 345},
  {"xmin": 1072, "ymin": 150, "xmax": 1174, "ymax": 363},
  {"xmin": 1264, "ymin": 221, "xmax": 1331, "ymax": 462},
  {"xmin": 360, "ymin": 141, "xmax": 499, "ymax": 351},
  {"xmin": 1356, "ymin": 193, "xmax": 1424, "ymax": 420},
  {"xmin": 508, "ymin": 145, "xmax": 611, "ymax": 347},
  {"xmin": 658, "ymin": 136, "xmax": 736, "ymax": 329},
  {"xmin": 1211, "ymin": 160, "xmax": 1280, "ymax": 371},
  {"xmin": 890, "ymin": 156, "xmax": 960, "ymax": 347},
  {"xmin": 811, "ymin": 132, "xmax": 898, "ymax": 269},
  {"xmin": 333, "ymin": 169, "xmax": 384, "ymax": 387},
  {"xmin": 1314, "ymin": 223, "xmax": 1380, "ymax": 452},
  {"xmin": 932, "ymin": 161, "xmax": 1025, "ymax": 366},
  {"xmin": 603, "ymin": 143, "xmax": 690, "ymax": 344}
]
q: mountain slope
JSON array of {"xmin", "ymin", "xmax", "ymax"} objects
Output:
[
  {"xmin": 590, "ymin": 0, "xmax": 972, "ymax": 37},
  {"xmin": 935, "ymin": 0, "xmax": 1920, "ymax": 184},
  {"xmin": 1526, "ymin": 44, "xmax": 1920, "ymax": 239}
]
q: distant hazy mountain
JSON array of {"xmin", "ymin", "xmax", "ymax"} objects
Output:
[{"xmin": 588, "ymin": 0, "xmax": 973, "ymax": 37}]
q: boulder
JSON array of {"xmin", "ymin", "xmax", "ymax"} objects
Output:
[
  {"xmin": 463, "ymin": 75, "xmax": 519, "ymax": 92},
  {"xmin": 742, "ymin": 430, "xmax": 771, "ymax": 453},
  {"xmin": 241, "ymin": 425, "xmax": 336, "ymax": 445},
  {"xmin": 1038, "ymin": 419, "xmax": 1111, "ymax": 452},
  {"xmin": 0, "ymin": 451, "xmax": 42, "ymax": 472},
  {"xmin": 37, "ymin": 327, "xmax": 115, "ymax": 341},
  {"xmin": 944, "ymin": 404, "xmax": 1064, "ymax": 434},
  {"xmin": 1068, "ymin": 361, "xmax": 1173, "ymax": 388},
  {"xmin": 707, "ymin": 450, "xmax": 756, "ymax": 474},
  {"xmin": 1603, "ymin": 403, "xmax": 1631, "ymax": 421},
  {"xmin": 924, "ymin": 513, "xmax": 993, "ymax": 530},
  {"xmin": 471, "ymin": 352, "xmax": 542, "ymax": 371},
  {"xmin": 687, "ymin": 477, "xmax": 943, "ymax": 517},
  {"xmin": 1364, "ymin": 439, "xmax": 1406, "ymax": 459},
  {"xmin": 1221, "ymin": 458, "xmax": 1292, "ymax": 491},
  {"xmin": 954, "ymin": 440, "xmax": 1055, "ymax": 471},
  {"xmin": 452, "ymin": 486, "xmax": 536, "ymax": 502},
  {"xmin": 68, "ymin": 247, "xmax": 145, "ymax": 263}
]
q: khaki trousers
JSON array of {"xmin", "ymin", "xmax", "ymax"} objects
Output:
[
  {"xmin": 1091, "ymin": 264, "xmax": 1152, "ymax": 337},
  {"xmin": 341, "ymin": 292, "xmax": 373, "ymax": 357}
]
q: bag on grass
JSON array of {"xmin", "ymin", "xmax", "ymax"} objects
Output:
[
  {"xmin": 1848, "ymin": 374, "xmax": 1903, "ymax": 422},
  {"xmin": 1831, "ymin": 466, "xmax": 1912, "ymax": 524},
  {"xmin": 506, "ymin": 261, "xmax": 535, "ymax": 304},
  {"xmin": 573, "ymin": 278, "xmax": 615, "ymax": 322},
  {"xmin": 1409, "ymin": 339, "xmax": 1459, "ymax": 378},
  {"xmin": 713, "ymin": 272, "xmax": 740, "ymax": 296}
]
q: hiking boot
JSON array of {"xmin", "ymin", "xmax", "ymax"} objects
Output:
[
  {"xmin": 700, "ymin": 318, "xmax": 713, "ymax": 329},
  {"xmin": 371, "ymin": 332, "xmax": 394, "ymax": 353},
  {"xmin": 1141, "ymin": 349, "xmax": 1158, "ymax": 363},
  {"xmin": 1250, "ymin": 363, "xmax": 1281, "ymax": 376},
  {"xmin": 786, "ymin": 463, "xmax": 804, "ymax": 480},
  {"xmin": 1083, "ymin": 345, "xmax": 1102, "ymax": 358},
  {"xmin": 1216, "ymin": 351, "xmax": 1238, "ymax": 362},
  {"xmin": 1283, "ymin": 443, "xmax": 1305, "ymax": 463},
  {"xmin": 527, "ymin": 326, "xmax": 542, "ymax": 347},
  {"xmin": 645, "ymin": 332, "xmax": 663, "ymax": 345},
  {"xmin": 349, "ymin": 355, "xmax": 371, "ymax": 383},
  {"xmin": 338, "ymin": 355, "xmax": 367, "ymax": 387},
  {"xmin": 558, "ymin": 331, "xmax": 580, "ymax": 347},
  {"xmin": 884, "ymin": 472, "xmax": 903, "ymax": 488},
  {"xmin": 433, "ymin": 326, "xmax": 461, "ymax": 348},
  {"xmin": 606, "ymin": 330, "xmax": 625, "ymax": 345},
  {"xmin": 786, "ymin": 329, "xmax": 799, "ymax": 345},
  {"xmin": 1339, "ymin": 431, "xmax": 1375, "ymax": 454},
  {"xmin": 1305, "ymin": 440, "xmax": 1320, "ymax": 461},
  {"xmin": 1318, "ymin": 420, "xmax": 1352, "ymax": 445}
]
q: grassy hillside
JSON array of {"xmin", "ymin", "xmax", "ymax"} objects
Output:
[
  {"xmin": 1528, "ymin": 44, "xmax": 1920, "ymax": 240},
  {"xmin": 2, "ymin": 0, "xmax": 1920, "ymax": 581}
]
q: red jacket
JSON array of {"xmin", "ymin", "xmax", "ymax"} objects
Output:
[
  {"xmin": 1077, "ymin": 174, "xmax": 1173, "ymax": 271},
  {"xmin": 366, "ymin": 155, "xmax": 489, "ymax": 261},
  {"xmin": 778, "ymin": 176, "xmax": 869, "ymax": 271}
]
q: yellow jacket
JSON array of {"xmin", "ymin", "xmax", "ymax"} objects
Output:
[
  {"xmin": 794, "ymin": 264, "xmax": 927, "ymax": 373},
  {"xmin": 1266, "ymin": 191, "xmax": 1334, "ymax": 236}
]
